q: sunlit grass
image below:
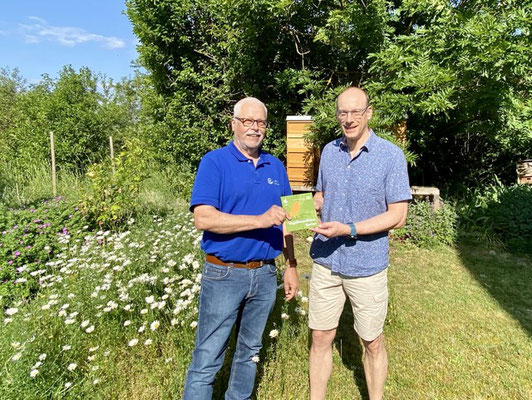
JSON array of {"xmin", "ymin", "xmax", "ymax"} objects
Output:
[{"xmin": 255, "ymin": 237, "xmax": 532, "ymax": 399}]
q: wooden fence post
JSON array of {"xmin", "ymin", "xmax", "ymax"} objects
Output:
[
  {"xmin": 109, "ymin": 136, "xmax": 115, "ymax": 173},
  {"xmin": 50, "ymin": 131, "xmax": 57, "ymax": 197}
]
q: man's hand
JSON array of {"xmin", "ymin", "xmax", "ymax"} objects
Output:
[
  {"xmin": 283, "ymin": 265, "xmax": 299, "ymax": 301},
  {"xmin": 257, "ymin": 205, "xmax": 290, "ymax": 228},
  {"xmin": 313, "ymin": 191, "xmax": 323, "ymax": 214},
  {"xmin": 310, "ymin": 221, "xmax": 350, "ymax": 238}
]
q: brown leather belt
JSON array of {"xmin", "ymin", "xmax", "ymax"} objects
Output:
[{"xmin": 205, "ymin": 254, "xmax": 274, "ymax": 269}]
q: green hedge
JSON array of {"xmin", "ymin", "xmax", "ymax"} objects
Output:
[
  {"xmin": 457, "ymin": 184, "xmax": 532, "ymax": 253},
  {"xmin": 392, "ymin": 200, "xmax": 457, "ymax": 248}
]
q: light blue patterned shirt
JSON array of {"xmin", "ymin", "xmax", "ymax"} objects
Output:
[{"xmin": 310, "ymin": 130, "xmax": 412, "ymax": 277}]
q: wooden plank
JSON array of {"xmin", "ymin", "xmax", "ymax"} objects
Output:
[
  {"xmin": 290, "ymin": 185, "xmax": 315, "ymax": 192},
  {"xmin": 287, "ymin": 148, "xmax": 311, "ymax": 154},
  {"xmin": 287, "ymin": 122, "xmax": 312, "ymax": 135},
  {"xmin": 287, "ymin": 153, "xmax": 313, "ymax": 159},
  {"xmin": 287, "ymin": 173, "xmax": 314, "ymax": 181},
  {"xmin": 286, "ymin": 159, "xmax": 314, "ymax": 168},
  {"xmin": 287, "ymin": 137, "xmax": 308, "ymax": 146}
]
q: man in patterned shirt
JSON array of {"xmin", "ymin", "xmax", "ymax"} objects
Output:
[{"xmin": 308, "ymin": 87, "xmax": 411, "ymax": 400}]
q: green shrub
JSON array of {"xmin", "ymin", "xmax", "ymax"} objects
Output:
[
  {"xmin": 161, "ymin": 162, "xmax": 196, "ymax": 202},
  {"xmin": 457, "ymin": 183, "xmax": 532, "ymax": 253},
  {"xmin": 393, "ymin": 201, "xmax": 457, "ymax": 248},
  {"xmin": 79, "ymin": 138, "xmax": 151, "ymax": 229},
  {"xmin": 485, "ymin": 185, "xmax": 532, "ymax": 252}
]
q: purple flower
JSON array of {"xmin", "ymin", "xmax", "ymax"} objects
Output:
[
  {"xmin": 26, "ymin": 245, "xmax": 31, "ymax": 249},
  {"xmin": 14, "ymin": 251, "xmax": 21, "ymax": 257},
  {"xmin": 30, "ymin": 209, "xmax": 36, "ymax": 213},
  {"xmin": 8, "ymin": 260, "xmax": 13, "ymax": 265},
  {"xmin": 19, "ymin": 241, "xmax": 24, "ymax": 245},
  {"xmin": 13, "ymin": 225, "xmax": 18, "ymax": 229}
]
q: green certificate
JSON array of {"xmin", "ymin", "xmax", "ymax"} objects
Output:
[{"xmin": 281, "ymin": 193, "xmax": 319, "ymax": 232}]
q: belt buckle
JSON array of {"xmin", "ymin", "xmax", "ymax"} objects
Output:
[{"xmin": 246, "ymin": 260, "xmax": 260, "ymax": 269}]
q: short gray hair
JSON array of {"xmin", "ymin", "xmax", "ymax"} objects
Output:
[{"xmin": 233, "ymin": 97, "xmax": 268, "ymax": 118}]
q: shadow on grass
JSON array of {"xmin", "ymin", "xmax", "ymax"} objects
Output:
[
  {"xmin": 211, "ymin": 285, "xmax": 305, "ymax": 399},
  {"xmin": 334, "ymin": 302, "xmax": 369, "ymax": 400},
  {"xmin": 456, "ymin": 238, "xmax": 532, "ymax": 337}
]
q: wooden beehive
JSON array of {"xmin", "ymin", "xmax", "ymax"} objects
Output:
[
  {"xmin": 517, "ymin": 159, "xmax": 532, "ymax": 185},
  {"xmin": 286, "ymin": 116, "xmax": 318, "ymax": 191}
]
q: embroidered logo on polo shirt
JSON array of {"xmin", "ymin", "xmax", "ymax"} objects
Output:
[{"xmin": 267, "ymin": 178, "xmax": 280, "ymax": 185}]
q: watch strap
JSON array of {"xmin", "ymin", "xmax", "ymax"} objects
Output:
[{"xmin": 347, "ymin": 222, "xmax": 357, "ymax": 239}]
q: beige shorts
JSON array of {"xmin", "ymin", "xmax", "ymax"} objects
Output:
[{"xmin": 309, "ymin": 262, "xmax": 388, "ymax": 341}]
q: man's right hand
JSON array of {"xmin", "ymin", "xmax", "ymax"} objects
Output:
[{"xmin": 257, "ymin": 205, "xmax": 289, "ymax": 228}]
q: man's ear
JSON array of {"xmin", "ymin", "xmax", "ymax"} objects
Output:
[{"xmin": 366, "ymin": 106, "xmax": 373, "ymax": 121}]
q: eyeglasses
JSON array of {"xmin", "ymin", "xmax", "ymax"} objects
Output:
[
  {"xmin": 234, "ymin": 117, "xmax": 268, "ymax": 129},
  {"xmin": 337, "ymin": 106, "xmax": 369, "ymax": 121}
]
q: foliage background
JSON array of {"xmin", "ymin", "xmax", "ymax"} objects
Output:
[{"xmin": 124, "ymin": 0, "xmax": 531, "ymax": 188}]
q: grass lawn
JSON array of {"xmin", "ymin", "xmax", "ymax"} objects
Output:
[{"xmin": 254, "ymin": 234, "xmax": 532, "ymax": 400}]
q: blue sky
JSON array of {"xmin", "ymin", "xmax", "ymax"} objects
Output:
[{"xmin": 0, "ymin": 1, "xmax": 140, "ymax": 83}]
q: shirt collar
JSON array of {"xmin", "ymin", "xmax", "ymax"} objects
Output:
[
  {"xmin": 228, "ymin": 141, "xmax": 270, "ymax": 164},
  {"xmin": 339, "ymin": 129, "xmax": 376, "ymax": 153}
]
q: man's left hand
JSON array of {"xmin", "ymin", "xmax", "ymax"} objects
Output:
[
  {"xmin": 283, "ymin": 266, "xmax": 299, "ymax": 301},
  {"xmin": 310, "ymin": 221, "xmax": 350, "ymax": 238}
]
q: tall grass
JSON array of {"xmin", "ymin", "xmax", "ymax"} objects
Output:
[
  {"xmin": 0, "ymin": 160, "xmax": 87, "ymax": 206},
  {"xmin": 0, "ymin": 160, "xmax": 196, "ymax": 212}
]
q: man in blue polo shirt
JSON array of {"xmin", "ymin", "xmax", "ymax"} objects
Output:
[
  {"xmin": 308, "ymin": 87, "xmax": 411, "ymax": 400},
  {"xmin": 183, "ymin": 97, "xmax": 299, "ymax": 400}
]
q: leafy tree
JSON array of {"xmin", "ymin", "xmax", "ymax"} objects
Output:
[
  {"xmin": 0, "ymin": 66, "xmax": 142, "ymax": 173},
  {"xmin": 126, "ymin": 0, "xmax": 394, "ymax": 165},
  {"xmin": 367, "ymin": 0, "xmax": 532, "ymax": 188},
  {"xmin": 127, "ymin": 0, "xmax": 530, "ymax": 189}
]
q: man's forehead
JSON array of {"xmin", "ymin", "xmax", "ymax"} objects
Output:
[{"xmin": 337, "ymin": 89, "xmax": 368, "ymax": 108}]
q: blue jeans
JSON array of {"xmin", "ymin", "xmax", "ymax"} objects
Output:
[{"xmin": 182, "ymin": 261, "xmax": 278, "ymax": 400}]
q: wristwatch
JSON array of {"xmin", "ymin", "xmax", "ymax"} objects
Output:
[
  {"xmin": 286, "ymin": 259, "xmax": 297, "ymax": 268},
  {"xmin": 347, "ymin": 222, "xmax": 357, "ymax": 240}
]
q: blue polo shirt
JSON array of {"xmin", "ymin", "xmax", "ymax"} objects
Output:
[
  {"xmin": 310, "ymin": 130, "xmax": 411, "ymax": 277},
  {"xmin": 190, "ymin": 141, "xmax": 292, "ymax": 262}
]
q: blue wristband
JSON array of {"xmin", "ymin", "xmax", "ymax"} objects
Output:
[{"xmin": 347, "ymin": 222, "xmax": 357, "ymax": 240}]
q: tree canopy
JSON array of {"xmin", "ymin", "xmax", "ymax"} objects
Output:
[
  {"xmin": 126, "ymin": 0, "xmax": 531, "ymax": 188},
  {"xmin": 0, "ymin": 66, "xmax": 141, "ymax": 172}
]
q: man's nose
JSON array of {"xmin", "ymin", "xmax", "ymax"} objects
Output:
[{"xmin": 345, "ymin": 112, "xmax": 355, "ymax": 123}]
